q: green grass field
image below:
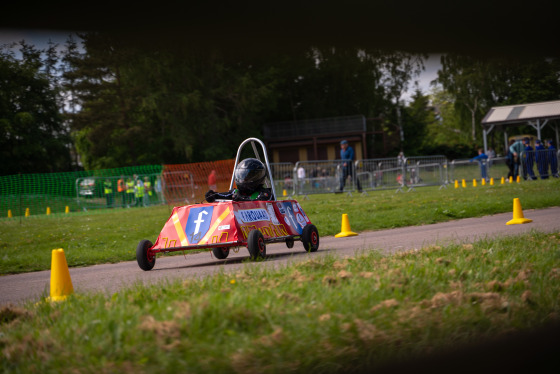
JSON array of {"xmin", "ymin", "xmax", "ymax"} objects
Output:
[
  {"xmin": 1, "ymin": 178, "xmax": 559, "ymax": 373},
  {"xmin": 1, "ymin": 231, "xmax": 559, "ymax": 373}
]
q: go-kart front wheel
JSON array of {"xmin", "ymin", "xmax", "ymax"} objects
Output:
[
  {"xmin": 137, "ymin": 239, "xmax": 155, "ymax": 271},
  {"xmin": 247, "ymin": 229, "xmax": 266, "ymax": 260},
  {"xmin": 212, "ymin": 247, "xmax": 230, "ymax": 259},
  {"xmin": 302, "ymin": 224, "xmax": 319, "ymax": 252}
]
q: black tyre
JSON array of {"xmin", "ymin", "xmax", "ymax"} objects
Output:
[
  {"xmin": 136, "ymin": 239, "xmax": 155, "ymax": 271},
  {"xmin": 247, "ymin": 229, "xmax": 266, "ymax": 260},
  {"xmin": 302, "ymin": 224, "xmax": 319, "ymax": 252},
  {"xmin": 285, "ymin": 237, "xmax": 295, "ymax": 248},
  {"xmin": 212, "ymin": 247, "xmax": 230, "ymax": 259}
]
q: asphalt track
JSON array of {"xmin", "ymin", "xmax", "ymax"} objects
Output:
[{"xmin": 2, "ymin": 206, "xmax": 560, "ymax": 307}]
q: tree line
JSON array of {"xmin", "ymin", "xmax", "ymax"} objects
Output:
[{"xmin": 2, "ymin": 32, "xmax": 559, "ymax": 176}]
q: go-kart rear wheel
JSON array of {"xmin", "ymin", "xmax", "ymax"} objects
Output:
[
  {"xmin": 247, "ymin": 229, "xmax": 266, "ymax": 260},
  {"xmin": 137, "ymin": 239, "xmax": 155, "ymax": 271},
  {"xmin": 212, "ymin": 247, "xmax": 230, "ymax": 259},
  {"xmin": 302, "ymin": 224, "xmax": 319, "ymax": 252}
]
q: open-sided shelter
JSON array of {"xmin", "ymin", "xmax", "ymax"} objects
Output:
[{"xmin": 481, "ymin": 100, "xmax": 560, "ymax": 153}]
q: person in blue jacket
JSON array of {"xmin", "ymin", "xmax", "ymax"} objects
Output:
[
  {"xmin": 547, "ymin": 140, "xmax": 559, "ymax": 178},
  {"xmin": 509, "ymin": 138, "xmax": 526, "ymax": 180},
  {"xmin": 469, "ymin": 148, "xmax": 489, "ymax": 180},
  {"xmin": 524, "ymin": 139, "xmax": 537, "ymax": 180},
  {"xmin": 336, "ymin": 140, "xmax": 362, "ymax": 193},
  {"xmin": 534, "ymin": 139, "xmax": 548, "ymax": 179}
]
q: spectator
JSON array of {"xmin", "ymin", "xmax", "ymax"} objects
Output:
[
  {"xmin": 297, "ymin": 165, "xmax": 306, "ymax": 193},
  {"xmin": 397, "ymin": 151, "xmax": 405, "ymax": 166},
  {"xmin": 509, "ymin": 137, "xmax": 528, "ymax": 180},
  {"xmin": 336, "ymin": 140, "xmax": 362, "ymax": 193},
  {"xmin": 487, "ymin": 147, "xmax": 496, "ymax": 167},
  {"xmin": 208, "ymin": 170, "xmax": 217, "ymax": 191},
  {"xmin": 470, "ymin": 148, "xmax": 489, "ymax": 180},
  {"xmin": 505, "ymin": 140, "xmax": 515, "ymax": 180},
  {"xmin": 524, "ymin": 139, "xmax": 537, "ymax": 180},
  {"xmin": 143, "ymin": 176, "xmax": 152, "ymax": 206},
  {"xmin": 547, "ymin": 140, "xmax": 559, "ymax": 178},
  {"xmin": 534, "ymin": 139, "xmax": 548, "ymax": 179}
]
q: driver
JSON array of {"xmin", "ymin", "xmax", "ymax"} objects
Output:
[{"xmin": 205, "ymin": 158, "xmax": 274, "ymax": 202}]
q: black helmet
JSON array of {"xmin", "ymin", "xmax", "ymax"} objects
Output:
[{"xmin": 234, "ymin": 158, "xmax": 266, "ymax": 193}]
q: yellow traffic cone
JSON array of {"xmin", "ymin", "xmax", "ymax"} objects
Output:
[
  {"xmin": 46, "ymin": 207, "xmax": 51, "ymax": 215},
  {"xmin": 454, "ymin": 180, "xmax": 459, "ymax": 188},
  {"xmin": 490, "ymin": 178, "xmax": 494, "ymax": 185},
  {"xmin": 283, "ymin": 189, "xmax": 287, "ymax": 197},
  {"xmin": 509, "ymin": 176, "xmax": 513, "ymax": 183},
  {"xmin": 335, "ymin": 214, "xmax": 358, "ymax": 238},
  {"xmin": 7, "ymin": 209, "xmax": 12, "ymax": 218},
  {"xmin": 506, "ymin": 198, "xmax": 532, "ymax": 225},
  {"xmin": 461, "ymin": 179, "xmax": 466, "ymax": 188},
  {"xmin": 516, "ymin": 175, "xmax": 521, "ymax": 183},
  {"xmin": 25, "ymin": 208, "xmax": 30, "ymax": 217},
  {"xmin": 49, "ymin": 249, "xmax": 74, "ymax": 302},
  {"xmin": 473, "ymin": 179, "xmax": 477, "ymax": 187},
  {"xmin": 481, "ymin": 178, "xmax": 486, "ymax": 186},
  {"xmin": 501, "ymin": 177, "xmax": 505, "ymax": 184},
  {"xmin": 65, "ymin": 206, "xmax": 70, "ymax": 214}
]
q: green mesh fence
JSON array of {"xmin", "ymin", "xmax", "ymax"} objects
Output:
[{"xmin": 1, "ymin": 165, "xmax": 164, "ymax": 218}]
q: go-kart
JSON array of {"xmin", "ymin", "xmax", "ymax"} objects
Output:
[{"xmin": 136, "ymin": 137, "xmax": 319, "ymax": 270}]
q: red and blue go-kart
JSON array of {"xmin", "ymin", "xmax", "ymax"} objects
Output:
[{"xmin": 136, "ymin": 138, "xmax": 319, "ymax": 271}]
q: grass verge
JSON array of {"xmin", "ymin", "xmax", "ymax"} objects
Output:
[
  {"xmin": 1, "ymin": 178, "xmax": 559, "ymax": 274},
  {"xmin": 1, "ymin": 230, "xmax": 559, "ymax": 373}
]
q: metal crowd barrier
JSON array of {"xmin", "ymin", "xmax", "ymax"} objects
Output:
[
  {"xmin": 356, "ymin": 158, "xmax": 405, "ymax": 192},
  {"xmin": 449, "ymin": 157, "xmax": 510, "ymax": 183},
  {"xmin": 291, "ymin": 156, "xmax": 449, "ymax": 195},
  {"xmin": 269, "ymin": 162, "xmax": 296, "ymax": 196},
  {"xmin": 520, "ymin": 149, "xmax": 560, "ymax": 180},
  {"xmin": 292, "ymin": 160, "xmax": 346, "ymax": 196}
]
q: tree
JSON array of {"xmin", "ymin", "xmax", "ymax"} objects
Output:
[
  {"xmin": 435, "ymin": 54, "xmax": 492, "ymax": 143},
  {"xmin": 0, "ymin": 42, "xmax": 71, "ymax": 176}
]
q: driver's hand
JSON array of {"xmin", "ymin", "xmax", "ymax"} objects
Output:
[{"xmin": 205, "ymin": 190, "xmax": 216, "ymax": 203}]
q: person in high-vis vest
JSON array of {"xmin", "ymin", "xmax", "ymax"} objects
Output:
[
  {"xmin": 117, "ymin": 176, "xmax": 126, "ymax": 207},
  {"xmin": 104, "ymin": 179, "xmax": 114, "ymax": 208},
  {"xmin": 143, "ymin": 176, "xmax": 152, "ymax": 206},
  {"xmin": 134, "ymin": 177, "xmax": 145, "ymax": 207},
  {"xmin": 126, "ymin": 177, "xmax": 135, "ymax": 207}
]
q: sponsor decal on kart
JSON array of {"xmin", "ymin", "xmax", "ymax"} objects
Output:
[
  {"xmin": 266, "ymin": 203, "xmax": 280, "ymax": 225},
  {"xmin": 237, "ymin": 208, "xmax": 270, "ymax": 223},
  {"xmin": 185, "ymin": 206, "xmax": 214, "ymax": 244}
]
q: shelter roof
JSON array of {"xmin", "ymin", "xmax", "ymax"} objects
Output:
[{"xmin": 481, "ymin": 100, "xmax": 560, "ymax": 128}]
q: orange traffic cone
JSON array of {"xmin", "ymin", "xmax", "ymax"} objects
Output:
[
  {"xmin": 490, "ymin": 178, "xmax": 494, "ymax": 185},
  {"xmin": 283, "ymin": 189, "xmax": 287, "ymax": 197},
  {"xmin": 49, "ymin": 249, "xmax": 74, "ymax": 301},
  {"xmin": 516, "ymin": 175, "xmax": 521, "ymax": 183},
  {"xmin": 481, "ymin": 178, "xmax": 486, "ymax": 186},
  {"xmin": 46, "ymin": 207, "xmax": 51, "ymax": 215},
  {"xmin": 473, "ymin": 179, "xmax": 477, "ymax": 187},
  {"xmin": 454, "ymin": 180, "xmax": 459, "ymax": 188},
  {"xmin": 65, "ymin": 206, "xmax": 70, "ymax": 214},
  {"xmin": 506, "ymin": 198, "xmax": 532, "ymax": 225},
  {"xmin": 7, "ymin": 209, "xmax": 12, "ymax": 218},
  {"xmin": 501, "ymin": 177, "xmax": 505, "ymax": 184},
  {"xmin": 461, "ymin": 179, "xmax": 467, "ymax": 188},
  {"xmin": 509, "ymin": 176, "xmax": 513, "ymax": 183},
  {"xmin": 25, "ymin": 208, "xmax": 30, "ymax": 217},
  {"xmin": 335, "ymin": 214, "xmax": 358, "ymax": 238}
]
